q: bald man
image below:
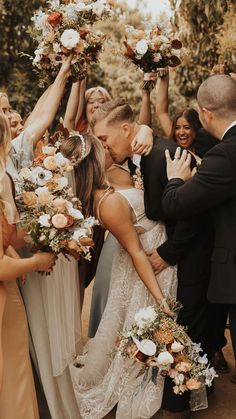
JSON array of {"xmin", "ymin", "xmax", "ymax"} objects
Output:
[{"xmin": 162, "ymin": 74, "xmax": 236, "ymax": 383}]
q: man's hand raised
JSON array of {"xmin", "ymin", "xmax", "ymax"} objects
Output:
[{"xmin": 165, "ymin": 147, "xmax": 196, "ymax": 182}]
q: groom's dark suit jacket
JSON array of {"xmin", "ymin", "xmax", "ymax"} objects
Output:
[{"xmin": 162, "ymin": 125, "xmax": 236, "ymax": 305}]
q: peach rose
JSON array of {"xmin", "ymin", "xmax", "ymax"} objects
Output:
[
  {"xmin": 43, "ymin": 156, "xmax": 58, "ymax": 171},
  {"xmin": 53, "ymin": 198, "xmax": 67, "ymax": 213},
  {"xmin": 186, "ymin": 378, "xmax": 202, "ymax": 391},
  {"xmin": 51, "ymin": 214, "xmax": 68, "ymax": 229},
  {"xmin": 23, "ymin": 192, "xmax": 37, "ymax": 206},
  {"xmin": 37, "ymin": 192, "xmax": 53, "ymax": 205}
]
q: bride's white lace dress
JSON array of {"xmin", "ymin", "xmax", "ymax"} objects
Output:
[{"xmin": 70, "ymin": 188, "xmax": 178, "ymax": 419}]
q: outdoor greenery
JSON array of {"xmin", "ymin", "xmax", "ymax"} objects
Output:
[{"xmin": 0, "ymin": 0, "xmax": 235, "ymax": 124}]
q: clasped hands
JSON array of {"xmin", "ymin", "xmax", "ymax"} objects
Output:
[{"xmin": 165, "ymin": 147, "xmax": 197, "ymax": 181}]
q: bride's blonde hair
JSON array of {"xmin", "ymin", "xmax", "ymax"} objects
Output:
[{"xmin": 60, "ymin": 132, "xmax": 110, "ymax": 217}]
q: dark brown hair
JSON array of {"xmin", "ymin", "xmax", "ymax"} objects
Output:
[{"xmin": 171, "ymin": 108, "xmax": 202, "ymax": 145}]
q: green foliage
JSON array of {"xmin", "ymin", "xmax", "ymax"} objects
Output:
[
  {"xmin": 0, "ymin": 0, "xmax": 47, "ymax": 114},
  {"xmin": 216, "ymin": 3, "xmax": 236, "ymax": 70},
  {"xmin": 0, "ymin": 0, "xmax": 234, "ymax": 128},
  {"xmin": 169, "ymin": 0, "xmax": 232, "ymax": 97}
]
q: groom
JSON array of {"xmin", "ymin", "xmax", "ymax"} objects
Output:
[{"xmin": 91, "ymin": 99, "xmax": 213, "ymax": 418}]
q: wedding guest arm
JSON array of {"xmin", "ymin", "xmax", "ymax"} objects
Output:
[
  {"xmin": 131, "ymin": 124, "xmax": 153, "ymax": 156},
  {"xmin": 155, "ymin": 68, "xmax": 173, "ymax": 138},
  {"xmin": 75, "ymin": 78, "xmax": 87, "ymax": 128},
  {"xmin": 0, "ymin": 222, "xmax": 56, "ymax": 281},
  {"xmin": 138, "ymin": 89, "xmax": 152, "ymax": 126},
  {"xmin": 16, "ymin": 56, "xmax": 73, "ymax": 149},
  {"xmin": 64, "ymin": 80, "xmax": 84, "ymax": 130}
]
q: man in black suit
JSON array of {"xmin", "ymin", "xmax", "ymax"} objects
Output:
[
  {"xmin": 92, "ymin": 99, "xmax": 214, "ymax": 418},
  {"xmin": 162, "ymin": 74, "xmax": 236, "ymax": 384}
]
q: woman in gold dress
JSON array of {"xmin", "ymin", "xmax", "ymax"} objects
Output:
[{"xmin": 0, "ymin": 111, "xmax": 56, "ymax": 419}]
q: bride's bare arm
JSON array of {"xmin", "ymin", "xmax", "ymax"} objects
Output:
[{"xmin": 98, "ymin": 192, "xmax": 168, "ymax": 305}]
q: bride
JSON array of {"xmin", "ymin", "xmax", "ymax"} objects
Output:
[{"xmin": 61, "ymin": 132, "xmax": 178, "ymax": 419}]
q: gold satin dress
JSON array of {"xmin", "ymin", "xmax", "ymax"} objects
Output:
[{"xmin": 0, "ymin": 209, "xmax": 39, "ymax": 418}]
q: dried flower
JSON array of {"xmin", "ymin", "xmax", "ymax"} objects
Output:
[
  {"xmin": 48, "ymin": 12, "xmax": 62, "ymax": 27},
  {"xmin": 186, "ymin": 378, "xmax": 202, "ymax": 390}
]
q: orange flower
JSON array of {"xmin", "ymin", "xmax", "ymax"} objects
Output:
[
  {"xmin": 153, "ymin": 328, "xmax": 174, "ymax": 345},
  {"xmin": 33, "ymin": 154, "xmax": 47, "ymax": 166},
  {"xmin": 48, "ymin": 12, "xmax": 63, "ymax": 27}
]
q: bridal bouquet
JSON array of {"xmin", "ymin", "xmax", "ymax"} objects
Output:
[
  {"xmin": 29, "ymin": 0, "xmax": 114, "ymax": 84},
  {"xmin": 123, "ymin": 25, "xmax": 183, "ymax": 90},
  {"xmin": 117, "ymin": 301, "xmax": 217, "ymax": 395},
  {"xmin": 16, "ymin": 129, "xmax": 98, "ymax": 259}
]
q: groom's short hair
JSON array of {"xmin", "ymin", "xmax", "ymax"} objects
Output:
[{"xmin": 91, "ymin": 98, "xmax": 135, "ymax": 128}]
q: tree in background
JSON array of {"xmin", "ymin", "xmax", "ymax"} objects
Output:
[
  {"xmin": 168, "ymin": 0, "xmax": 235, "ymax": 98},
  {"xmin": 216, "ymin": 2, "xmax": 236, "ymax": 68},
  {"xmin": 0, "ymin": 0, "xmax": 235, "ymax": 124},
  {"xmin": 0, "ymin": 0, "xmax": 47, "ymax": 114}
]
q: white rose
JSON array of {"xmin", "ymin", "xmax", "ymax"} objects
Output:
[
  {"xmin": 171, "ymin": 341, "xmax": 185, "ymax": 353},
  {"xmin": 134, "ymin": 306, "xmax": 156, "ymax": 329},
  {"xmin": 56, "ymin": 176, "xmax": 68, "ymax": 190},
  {"xmin": 42, "ymin": 145, "xmax": 57, "ymax": 155},
  {"xmin": 66, "ymin": 202, "xmax": 84, "ymax": 220},
  {"xmin": 39, "ymin": 214, "xmax": 51, "ymax": 227},
  {"xmin": 19, "ymin": 167, "xmax": 32, "ymax": 180},
  {"xmin": 133, "ymin": 338, "xmax": 156, "ymax": 356},
  {"xmin": 135, "ymin": 39, "xmax": 148, "ymax": 56},
  {"xmin": 35, "ymin": 186, "xmax": 50, "ymax": 196},
  {"xmin": 60, "ymin": 29, "xmax": 80, "ymax": 50},
  {"xmin": 157, "ymin": 351, "xmax": 174, "ymax": 366},
  {"xmin": 72, "ymin": 229, "xmax": 88, "ymax": 241},
  {"xmin": 55, "ymin": 152, "xmax": 70, "ymax": 167},
  {"xmin": 64, "ymin": 4, "xmax": 79, "ymax": 20},
  {"xmin": 67, "ymin": 202, "xmax": 83, "ymax": 219},
  {"xmin": 92, "ymin": 0, "xmax": 106, "ymax": 16}
]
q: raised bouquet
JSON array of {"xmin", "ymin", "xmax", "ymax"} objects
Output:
[
  {"xmin": 117, "ymin": 302, "xmax": 217, "ymax": 395},
  {"xmin": 16, "ymin": 128, "xmax": 98, "ymax": 260},
  {"xmin": 30, "ymin": 0, "xmax": 114, "ymax": 84},
  {"xmin": 123, "ymin": 25, "xmax": 183, "ymax": 90}
]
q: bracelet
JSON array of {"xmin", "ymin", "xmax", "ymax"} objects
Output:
[{"xmin": 157, "ymin": 297, "xmax": 166, "ymax": 306}]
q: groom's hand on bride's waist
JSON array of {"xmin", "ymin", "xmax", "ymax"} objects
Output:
[{"xmin": 146, "ymin": 249, "xmax": 170, "ymax": 274}]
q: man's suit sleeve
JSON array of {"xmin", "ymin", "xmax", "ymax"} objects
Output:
[{"xmin": 162, "ymin": 146, "xmax": 234, "ymax": 219}]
